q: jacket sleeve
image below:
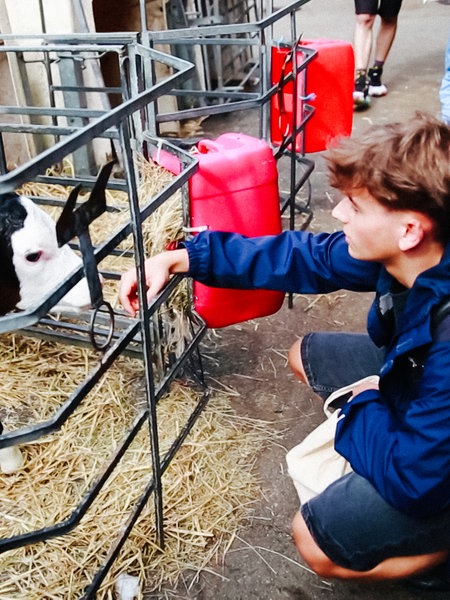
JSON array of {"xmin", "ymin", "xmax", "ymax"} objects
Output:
[
  {"xmin": 185, "ymin": 229, "xmax": 380, "ymax": 294},
  {"xmin": 335, "ymin": 340, "xmax": 450, "ymax": 517}
]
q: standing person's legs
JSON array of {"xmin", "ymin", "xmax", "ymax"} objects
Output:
[
  {"xmin": 354, "ymin": 12, "xmax": 376, "ymax": 71},
  {"xmin": 440, "ymin": 36, "xmax": 450, "ymax": 124},
  {"xmin": 353, "ymin": 0, "xmax": 378, "ymax": 108},
  {"xmin": 368, "ymin": 0, "xmax": 403, "ymax": 95},
  {"xmin": 373, "ymin": 15, "xmax": 398, "ymax": 64},
  {"xmin": 440, "ymin": 36, "xmax": 450, "ymax": 125}
]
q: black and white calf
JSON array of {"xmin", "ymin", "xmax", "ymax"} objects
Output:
[
  {"xmin": 0, "ymin": 192, "xmax": 92, "ymax": 315},
  {"xmin": 0, "ymin": 191, "xmax": 94, "ymax": 473}
]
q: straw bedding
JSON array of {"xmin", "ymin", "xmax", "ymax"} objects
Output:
[
  {"xmin": 0, "ymin": 334, "xmax": 268, "ymax": 598},
  {"xmin": 0, "ymin": 156, "xmax": 270, "ymax": 598}
]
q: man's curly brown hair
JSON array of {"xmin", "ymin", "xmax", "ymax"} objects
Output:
[{"xmin": 326, "ymin": 112, "xmax": 450, "ymax": 243}]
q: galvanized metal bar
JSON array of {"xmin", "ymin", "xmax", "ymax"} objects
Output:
[
  {"xmin": 148, "ymin": 0, "xmax": 311, "ymax": 41},
  {"xmin": 0, "ymin": 48, "xmax": 193, "ymax": 181},
  {"xmin": 82, "ymin": 388, "xmax": 211, "ymax": 599},
  {"xmin": 0, "ymin": 319, "xmax": 140, "ymax": 448},
  {"xmin": 0, "ymin": 407, "xmax": 149, "ymax": 553},
  {"xmin": 0, "ymin": 105, "xmax": 107, "ymax": 118}
]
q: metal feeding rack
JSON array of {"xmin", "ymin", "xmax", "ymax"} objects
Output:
[
  {"xmin": 0, "ymin": 0, "xmax": 317, "ymax": 594},
  {"xmin": 145, "ymin": 0, "xmax": 316, "ymax": 230},
  {"xmin": 0, "ymin": 33, "xmax": 210, "ymax": 598},
  {"xmin": 159, "ymin": 0, "xmax": 264, "ymax": 110},
  {"xmin": 147, "ymin": 0, "xmax": 316, "ymax": 314}
]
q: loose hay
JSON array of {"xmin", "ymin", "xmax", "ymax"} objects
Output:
[
  {"xmin": 0, "ymin": 154, "xmax": 271, "ymax": 598},
  {"xmin": 0, "ymin": 333, "xmax": 269, "ymax": 598}
]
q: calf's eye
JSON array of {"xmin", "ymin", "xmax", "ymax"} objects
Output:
[{"xmin": 25, "ymin": 251, "xmax": 43, "ymax": 263}]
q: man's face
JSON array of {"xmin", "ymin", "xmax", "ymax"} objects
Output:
[{"xmin": 331, "ymin": 188, "xmax": 406, "ymax": 264}]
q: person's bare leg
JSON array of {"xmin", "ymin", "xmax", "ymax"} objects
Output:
[
  {"xmin": 288, "ymin": 338, "xmax": 308, "ymax": 383},
  {"xmin": 354, "ymin": 13, "xmax": 376, "ymax": 70},
  {"xmin": 373, "ymin": 16, "xmax": 398, "ymax": 63},
  {"xmin": 368, "ymin": 15, "xmax": 398, "ymax": 96},
  {"xmin": 353, "ymin": 13, "xmax": 376, "ymax": 106},
  {"xmin": 292, "ymin": 511, "xmax": 448, "ymax": 581}
]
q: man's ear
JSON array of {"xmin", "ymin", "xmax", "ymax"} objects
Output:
[{"xmin": 398, "ymin": 214, "xmax": 432, "ymax": 252}]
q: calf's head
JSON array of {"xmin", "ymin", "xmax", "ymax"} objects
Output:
[{"xmin": 0, "ymin": 192, "xmax": 92, "ymax": 315}]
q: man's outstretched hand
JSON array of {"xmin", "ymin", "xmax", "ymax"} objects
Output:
[{"xmin": 118, "ymin": 249, "xmax": 189, "ymax": 317}]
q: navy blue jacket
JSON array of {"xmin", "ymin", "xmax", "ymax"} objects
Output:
[{"xmin": 185, "ymin": 229, "xmax": 450, "ymax": 518}]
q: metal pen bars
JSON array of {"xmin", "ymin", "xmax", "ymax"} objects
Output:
[
  {"xmin": 0, "ymin": 0, "xmax": 315, "ymax": 594},
  {"xmin": 0, "ymin": 34, "xmax": 206, "ymax": 598},
  {"xmin": 144, "ymin": 0, "xmax": 316, "ymax": 228}
]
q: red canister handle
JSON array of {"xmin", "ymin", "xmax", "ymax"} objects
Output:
[{"xmin": 196, "ymin": 139, "xmax": 222, "ymax": 154}]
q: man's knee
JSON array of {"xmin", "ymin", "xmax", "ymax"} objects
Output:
[
  {"xmin": 292, "ymin": 511, "xmax": 337, "ymax": 577},
  {"xmin": 356, "ymin": 13, "xmax": 376, "ymax": 29},
  {"xmin": 293, "ymin": 510, "xmax": 450, "ymax": 581},
  {"xmin": 288, "ymin": 338, "xmax": 308, "ymax": 383}
]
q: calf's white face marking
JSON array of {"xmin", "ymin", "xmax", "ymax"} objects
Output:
[
  {"xmin": 0, "ymin": 194, "xmax": 95, "ymax": 475},
  {"xmin": 8, "ymin": 195, "xmax": 92, "ymax": 313}
]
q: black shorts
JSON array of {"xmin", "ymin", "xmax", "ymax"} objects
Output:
[
  {"xmin": 298, "ymin": 332, "xmax": 450, "ymax": 571},
  {"xmin": 355, "ymin": 0, "xmax": 403, "ymax": 18}
]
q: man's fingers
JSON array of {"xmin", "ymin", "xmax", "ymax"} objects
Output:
[{"xmin": 119, "ymin": 270, "xmax": 139, "ymax": 316}]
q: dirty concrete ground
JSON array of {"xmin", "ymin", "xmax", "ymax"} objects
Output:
[{"xmin": 147, "ymin": 1, "xmax": 450, "ymax": 598}]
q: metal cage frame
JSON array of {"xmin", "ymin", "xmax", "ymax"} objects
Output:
[
  {"xmin": 0, "ymin": 33, "xmax": 209, "ymax": 598},
  {"xmin": 0, "ymin": 0, "xmax": 317, "ymax": 593}
]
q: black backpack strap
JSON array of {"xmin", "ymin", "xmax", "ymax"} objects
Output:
[{"xmin": 431, "ymin": 298, "xmax": 450, "ymax": 342}]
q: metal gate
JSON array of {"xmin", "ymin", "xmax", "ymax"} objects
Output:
[{"xmin": 0, "ymin": 0, "xmax": 315, "ymax": 595}]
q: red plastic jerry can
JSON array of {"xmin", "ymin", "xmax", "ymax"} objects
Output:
[
  {"xmin": 188, "ymin": 133, "xmax": 285, "ymax": 328},
  {"xmin": 271, "ymin": 38, "xmax": 354, "ymax": 153}
]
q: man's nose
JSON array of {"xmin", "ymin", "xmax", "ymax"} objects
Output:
[{"xmin": 332, "ymin": 198, "xmax": 348, "ymax": 222}]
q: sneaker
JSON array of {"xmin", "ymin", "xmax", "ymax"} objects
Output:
[
  {"xmin": 353, "ymin": 71, "xmax": 370, "ymax": 110},
  {"xmin": 368, "ymin": 66, "xmax": 388, "ymax": 96}
]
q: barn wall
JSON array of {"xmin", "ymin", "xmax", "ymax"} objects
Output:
[{"xmin": 0, "ymin": 0, "xmax": 179, "ymax": 170}]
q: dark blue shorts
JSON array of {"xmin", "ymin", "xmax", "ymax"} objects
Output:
[
  {"xmin": 298, "ymin": 332, "xmax": 450, "ymax": 571},
  {"xmin": 302, "ymin": 472, "xmax": 450, "ymax": 571},
  {"xmin": 300, "ymin": 331, "xmax": 384, "ymax": 399},
  {"xmin": 355, "ymin": 0, "xmax": 403, "ymax": 18}
]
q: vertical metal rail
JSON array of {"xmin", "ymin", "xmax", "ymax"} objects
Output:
[{"xmin": 119, "ymin": 117, "xmax": 165, "ymax": 547}]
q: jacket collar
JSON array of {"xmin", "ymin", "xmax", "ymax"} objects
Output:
[
  {"xmin": 380, "ymin": 241, "xmax": 450, "ymax": 350},
  {"xmin": 401, "ymin": 242, "xmax": 450, "ymax": 325}
]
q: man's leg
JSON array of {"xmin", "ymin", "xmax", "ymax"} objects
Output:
[
  {"xmin": 354, "ymin": 13, "xmax": 376, "ymax": 70},
  {"xmin": 288, "ymin": 338, "xmax": 307, "ymax": 383},
  {"xmin": 288, "ymin": 333, "xmax": 384, "ymax": 398},
  {"xmin": 353, "ymin": 13, "xmax": 376, "ymax": 108},
  {"xmin": 289, "ymin": 333, "xmax": 449, "ymax": 585},
  {"xmin": 373, "ymin": 15, "xmax": 398, "ymax": 63},
  {"xmin": 368, "ymin": 15, "xmax": 398, "ymax": 96},
  {"xmin": 292, "ymin": 511, "xmax": 448, "ymax": 581},
  {"xmin": 367, "ymin": 0, "xmax": 403, "ymax": 95},
  {"xmin": 353, "ymin": 14, "xmax": 376, "ymax": 107}
]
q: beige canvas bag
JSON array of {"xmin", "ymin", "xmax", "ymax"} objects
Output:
[{"xmin": 286, "ymin": 376, "xmax": 379, "ymax": 504}]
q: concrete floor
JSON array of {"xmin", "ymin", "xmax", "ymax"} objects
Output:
[{"xmin": 150, "ymin": 1, "xmax": 450, "ymax": 598}]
